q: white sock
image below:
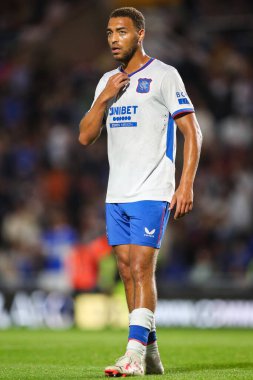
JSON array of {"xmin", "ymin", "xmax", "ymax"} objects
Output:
[
  {"xmin": 146, "ymin": 316, "xmax": 159, "ymax": 356},
  {"xmin": 129, "ymin": 312, "xmax": 132, "ymax": 326},
  {"xmin": 127, "ymin": 308, "xmax": 153, "ymax": 356}
]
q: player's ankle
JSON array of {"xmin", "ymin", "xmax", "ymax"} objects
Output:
[
  {"xmin": 126, "ymin": 348, "xmax": 143, "ymax": 358},
  {"xmin": 127, "ymin": 340, "xmax": 146, "ymax": 357},
  {"xmin": 127, "ymin": 308, "xmax": 154, "ymax": 357},
  {"xmin": 146, "ymin": 340, "xmax": 159, "ymax": 356}
]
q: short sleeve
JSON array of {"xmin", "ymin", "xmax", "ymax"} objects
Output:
[
  {"xmin": 90, "ymin": 75, "xmax": 107, "ymax": 108},
  {"xmin": 161, "ymin": 69, "xmax": 194, "ymax": 119},
  {"xmin": 88, "ymin": 76, "xmax": 107, "ymax": 123}
]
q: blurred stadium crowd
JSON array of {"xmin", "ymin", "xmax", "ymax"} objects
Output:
[{"xmin": 0, "ymin": 0, "xmax": 253, "ymax": 293}]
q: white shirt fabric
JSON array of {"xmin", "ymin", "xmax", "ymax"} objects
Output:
[{"xmin": 91, "ymin": 58, "xmax": 194, "ymax": 203}]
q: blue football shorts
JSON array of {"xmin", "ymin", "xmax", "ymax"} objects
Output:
[{"xmin": 105, "ymin": 200, "xmax": 170, "ymax": 249}]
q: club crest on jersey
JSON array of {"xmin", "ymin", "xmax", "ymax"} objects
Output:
[{"xmin": 136, "ymin": 78, "xmax": 152, "ymax": 93}]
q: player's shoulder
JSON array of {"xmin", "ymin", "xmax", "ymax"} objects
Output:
[
  {"xmin": 100, "ymin": 68, "xmax": 120, "ymax": 82},
  {"xmin": 153, "ymin": 59, "xmax": 179, "ymax": 77}
]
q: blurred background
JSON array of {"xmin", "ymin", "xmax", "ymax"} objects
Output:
[{"xmin": 0, "ymin": 0, "xmax": 253, "ymax": 329}]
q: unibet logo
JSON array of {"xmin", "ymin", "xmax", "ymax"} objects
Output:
[
  {"xmin": 144, "ymin": 227, "xmax": 156, "ymax": 238},
  {"xmin": 109, "ymin": 105, "xmax": 138, "ymax": 116}
]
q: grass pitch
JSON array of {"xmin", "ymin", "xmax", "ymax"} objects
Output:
[{"xmin": 0, "ymin": 328, "xmax": 253, "ymax": 379}]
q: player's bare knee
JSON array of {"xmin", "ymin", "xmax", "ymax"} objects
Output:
[
  {"xmin": 130, "ymin": 262, "xmax": 152, "ymax": 284},
  {"xmin": 117, "ymin": 261, "xmax": 131, "ymax": 283}
]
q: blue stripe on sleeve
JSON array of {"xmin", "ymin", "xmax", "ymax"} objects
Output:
[{"xmin": 166, "ymin": 114, "xmax": 174, "ymax": 163}]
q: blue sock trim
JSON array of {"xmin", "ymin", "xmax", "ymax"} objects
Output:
[
  {"xmin": 147, "ymin": 330, "xmax": 157, "ymax": 344},
  {"xmin": 128, "ymin": 325, "xmax": 150, "ymax": 345}
]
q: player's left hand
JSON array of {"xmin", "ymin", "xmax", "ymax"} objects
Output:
[{"xmin": 169, "ymin": 184, "xmax": 193, "ymax": 220}]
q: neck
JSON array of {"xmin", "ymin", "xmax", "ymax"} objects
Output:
[{"xmin": 121, "ymin": 48, "xmax": 150, "ymax": 75}]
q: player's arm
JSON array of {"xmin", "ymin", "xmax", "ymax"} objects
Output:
[
  {"xmin": 169, "ymin": 112, "xmax": 202, "ymax": 219},
  {"xmin": 79, "ymin": 73, "xmax": 129, "ymax": 145}
]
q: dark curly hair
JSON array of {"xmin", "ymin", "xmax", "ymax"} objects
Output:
[{"xmin": 109, "ymin": 7, "xmax": 145, "ymax": 31}]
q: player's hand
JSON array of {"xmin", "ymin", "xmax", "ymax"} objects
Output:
[
  {"xmin": 169, "ymin": 183, "xmax": 193, "ymax": 220},
  {"xmin": 100, "ymin": 73, "xmax": 130, "ymax": 102}
]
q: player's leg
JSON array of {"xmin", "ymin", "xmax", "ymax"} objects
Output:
[
  {"xmin": 105, "ymin": 244, "xmax": 146, "ymax": 377},
  {"xmin": 105, "ymin": 201, "xmax": 169, "ymax": 376},
  {"xmin": 105, "ymin": 244, "xmax": 163, "ymax": 377},
  {"xmin": 127, "ymin": 245, "xmax": 164, "ymax": 375},
  {"xmin": 145, "ymin": 314, "xmax": 164, "ymax": 374},
  {"xmin": 130, "ymin": 244, "xmax": 158, "ymax": 311},
  {"xmin": 105, "ymin": 244, "xmax": 147, "ymax": 377},
  {"xmin": 113, "ymin": 244, "xmax": 134, "ymax": 312},
  {"xmin": 105, "ymin": 205, "xmax": 144, "ymax": 376},
  {"xmin": 125, "ymin": 200, "xmax": 170, "ymax": 375},
  {"xmin": 126, "ymin": 245, "xmax": 157, "ymax": 356},
  {"xmin": 106, "ymin": 204, "xmax": 135, "ymax": 313}
]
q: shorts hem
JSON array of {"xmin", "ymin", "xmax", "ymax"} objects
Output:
[
  {"xmin": 108, "ymin": 240, "xmax": 161, "ymax": 249},
  {"xmin": 108, "ymin": 241, "xmax": 130, "ymax": 247},
  {"xmin": 130, "ymin": 241, "xmax": 161, "ymax": 249}
]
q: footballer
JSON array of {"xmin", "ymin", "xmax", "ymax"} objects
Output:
[{"xmin": 79, "ymin": 7, "xmax": 202, "ymax": 377}]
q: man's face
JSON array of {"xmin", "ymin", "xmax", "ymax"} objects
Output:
[{"xmin": 106, "ymin": 17, "xmax": 143, "ymax": 62}]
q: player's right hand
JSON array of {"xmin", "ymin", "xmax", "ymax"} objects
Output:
[{"xmin": 101, "ymin": 73, "xmax": 130, "ymax": 101}]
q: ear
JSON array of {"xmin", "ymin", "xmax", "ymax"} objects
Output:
[{"xmin": 138, "ymin": 29, "xmax": 145, "ymax": 43}]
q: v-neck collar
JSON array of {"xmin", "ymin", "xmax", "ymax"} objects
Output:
[{"xmin": 119, "ymin": 57, "xmax": 155, "ymax": 77}]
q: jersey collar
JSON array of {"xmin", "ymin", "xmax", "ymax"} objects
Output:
[{"xmin": 119, "ymin": 57, "xmax": 155, "ymax": 77}]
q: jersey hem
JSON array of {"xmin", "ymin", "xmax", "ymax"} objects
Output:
[{"xmin": 105, "ymin": 193, "xmax": 173, "ymax": 204}]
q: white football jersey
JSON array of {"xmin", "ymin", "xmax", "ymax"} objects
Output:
[{"xmin": 91, "ymin": 58, "xmax": 194, "ymax": 203}]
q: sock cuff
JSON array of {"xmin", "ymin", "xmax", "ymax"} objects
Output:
[
  {"xmin": 128, "ymin": 325, "xmax": 150, "ymax": 344},
  {"xmin": 129, "ymin": 312, "xmax": 132, "ymax": 326},
  {"xmin": 147, "ymin": 330, "xmax": 157, "ymax": 344},
  {"xmin": 130, "ymin": 308, "xmax": 154, "ymax": 330},
  {"xmin": 150, "ymin": 315, "xmax": 156, "ymax": 332}
]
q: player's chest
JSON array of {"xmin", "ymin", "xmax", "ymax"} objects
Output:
[
  {"xmin": 106, "ymin": 76, "xmax": 161, "ymax": 129},
  {"xmin": 122, "ymin": 76, "xmax": 158, "ymax": 100},
  {"xmin": 108, "ymin": 76, "xmax": 160, "ymax": 112}
]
